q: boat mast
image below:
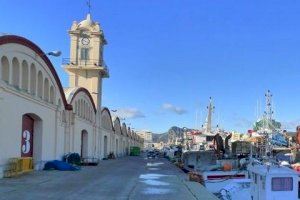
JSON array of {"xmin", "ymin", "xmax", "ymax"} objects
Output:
[
  {"xmin": 264, "ymin": 90, "xmax": 274, "ymax": 131},
  {"xmin": 264, "ymin": 90, "xmax": 274, "ymax": 157},
  {"xmin": 204, "ymin": 97, "xmax": 215, "ymax": 133}
]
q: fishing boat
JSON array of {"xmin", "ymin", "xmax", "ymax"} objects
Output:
[
  {"xmin": 182, "ymin": 91, "xmax": 300, "ymax": 200},
  {"xmin": 217, "ymin": 90, "xmax": 299, "ymax": 200},
  {"xmin": 182, "ymin": 97, "xmax": 248, "ymax": 196}
]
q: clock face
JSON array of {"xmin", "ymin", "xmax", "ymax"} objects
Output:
[{"xmin": 81, "ymin": 37, "xmax": 90, "ymax": 45}]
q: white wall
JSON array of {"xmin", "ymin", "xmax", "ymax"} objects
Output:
[{"xmin": 0, "ymin": 41, "xmax": 143, "ymax": 178}]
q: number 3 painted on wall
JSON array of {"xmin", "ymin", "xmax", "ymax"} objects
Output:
[{"xmin": 22, "ymin": 130, "xmax": 31, "ymax": 154}]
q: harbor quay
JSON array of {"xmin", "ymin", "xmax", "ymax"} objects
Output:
[
  {"xmin": 2, "ymin": 1, "xmax": 300, "ymax": 200},
  {"xmin": 0, "ymin": 156, "xmax": 217, "ymax": 200}
]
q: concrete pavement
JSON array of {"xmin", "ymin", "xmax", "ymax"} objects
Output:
[{"xmin": 0, "ymin": 156, "xmax": 217, "ymax": 200}]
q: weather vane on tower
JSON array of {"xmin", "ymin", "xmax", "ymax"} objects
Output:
[{"xmin": 87, "ymin": 0, "xmax": 92, "ymax": 14}]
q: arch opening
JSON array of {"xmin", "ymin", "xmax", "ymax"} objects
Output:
[
  {"xmin": 37, "ymin": 71, "xmax": 43, "ymax": 98},
  {"xmin": 44, "ymin": 78, "xmax": 49, "ymax": 102},
  {"xmin": 21, "ymin": 60, "xmax": 29, "ymax": 91},
  {"xmin": 30, "ymin": 64, "xmax": 36, "ymax": 95},
  {"xmin": 116, "ymin": 139, "xmax": 119, "ymax": 157},
  {"xmin": 12, "ymin": 57, "xmax": 20, "ymax": 88},
  {"xmin": 1, "ymin": 56, "xmax": 9, "ymax": 83},
  {"xmin": 21, "ymin": 113, "xmax": 43, "ymax": 169},
  {"xmin": 49, "ymin": 85, "xmax": 54, "ymax": 104},
  {"xmin": 104, "ymin": 135, "xmax": 108, "ymax": 158},
  {"xmin": 81, "ymin": 130, "xmax": 88, "ymax": 158}
]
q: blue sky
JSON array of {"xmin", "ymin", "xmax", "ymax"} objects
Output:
[{"xmin": 1, "ymin": 0, "xmax": 300, "ymax": 133}]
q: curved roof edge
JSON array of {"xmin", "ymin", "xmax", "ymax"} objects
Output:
[
  {"xmin": 0, "ymin": 35, "xmax": 72, "ymax": 110},
  {"xmin": 101, "ymin": 107, "xmax": 114, "ymax": 131},
  {"xmin": 122, "ymin": 123, "xmax": 128, "ymax": 136},
  {"xmin": 68, "ymin": 87, "xmax": 96, "ymax": 113},
  {"xmin": 113, "ymin": 117, "xmax": 122, "ymax": 135}
]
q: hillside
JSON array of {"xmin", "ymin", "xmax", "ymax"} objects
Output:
[{"xmin": 152, "ymin": 126, "xmax": 193, "ymax": 143}]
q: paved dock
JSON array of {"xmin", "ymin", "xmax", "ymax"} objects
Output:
[{"xmin": 0, "ymin": 157, "xmax": 218, "ymax": 200}]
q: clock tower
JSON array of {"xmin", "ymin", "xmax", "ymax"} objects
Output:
[{"xmin": 63, "ymin": 13, "xmax": 109, "ymax": 108}]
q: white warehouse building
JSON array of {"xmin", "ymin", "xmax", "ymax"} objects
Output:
[{"xmin": 0, "ymin": 13, "xmax": 143, "ymax": 178}]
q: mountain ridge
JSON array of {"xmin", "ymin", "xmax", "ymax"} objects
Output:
[{"xmin": 152, "ymin": 126, "xmax": 193, "ymax": 143}]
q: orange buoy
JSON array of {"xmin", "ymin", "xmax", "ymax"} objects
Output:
[{"xmin": 223, "ymin": 163, "xmax": 232, "ymax": 171}]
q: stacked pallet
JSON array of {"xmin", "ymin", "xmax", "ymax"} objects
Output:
[{"xmin": 4, "ymin": 157, "xmax": 33, "ymax": 178}]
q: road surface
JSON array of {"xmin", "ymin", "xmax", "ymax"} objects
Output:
[{"xmin": 0, "ymin": 156, "xmax": 216, "ymax": 200}]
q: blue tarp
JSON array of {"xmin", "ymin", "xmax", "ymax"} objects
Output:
[
  {"xmin": 270, "ymin": 133, "xmax": 288, "ymax": 147},
  {"xmin": 44, "ymin": 160, "xmax": 80, "ymax": 171}
]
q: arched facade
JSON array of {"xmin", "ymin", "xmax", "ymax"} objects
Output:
[
  {"xmin": 121, "ymin": 123, "xmax": 130, "ymax": 155},
  {"xmin": 113, "ymin": 117, "xmax": 124, "ymax": 157},
  {"xmin": 0, "ymin": 35, "xmax": 143, "ymax": 178},
  {"xmin": 101, "ymin": 108, "xmax": 114, "ymax": 158},
  {"xmin": 65, "ymin": 87, "xmax": 97, "ymax": 157},
  {"xmin": 0, "ymin": 35, "xmax": 69, "ymax": 172}
]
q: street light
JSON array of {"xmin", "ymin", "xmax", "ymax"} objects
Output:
[
  {"xmin": 47, "ymin": 51, "xmax": 62, "ymax": 57},
  {"xmin": 36, "ymin": 50, "xmax": 62, "ymax": 59}
]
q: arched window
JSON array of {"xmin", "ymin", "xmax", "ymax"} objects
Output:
[
  {"xmin": 85, "ymin": 103, "xmax": 88, "ymax": 119},
  {"xmin": 76, "ymin": 101, "xmax": 79, "ymax": 116},
  {"xmin": 44, "ymin": 78, "xmax": 49, "ymax": 102},
  {"xmin": 82, "ymin": 101, "xmax": 85, "ymax": 118},
  {"xmin": 89, "ymin": 108, "xmax": 91, "ymax": 121},
  {"xmin": 12, "ymin": 57, "xmax": 20, "ymax": 88},
  {"xmin": 80, "ymin": 100, "xmax": 83, "ymax": 117},
  {"xmin": 84, "ymin": 102, "xmax": 87, "ymax": 119},
  {"xmin": 78, "ymin": 100, "xmax": 81, "ymax": 117},
  {"xmin": 74, "ymin": 101, "xmax": 77, "ymax": 114},
  {"xmin": 86, "ymin": 103, "xmax": 90, "ymax": 120},
  {"xmin": 58, "ymin": 99, "xmax": 62, "ymax": 109},
  {"xmin": 49, "ymin": 85, "xmax": 54, "ymax": 104},
  {"xmin": 37, "ymin": 71, "xmax": 43, "ymax": 98},
  {"xmin": 1, "ymin": 56, "xmax": 9, "ymax": 83},
  {"xmin": 30, "ymin": 64, "xmax": 36, "ymax": 95},
  {"xmin": 62, "ymin": 110, "xmax": 66, "ymax": 123},
  {"xmin": 21, "ymin": 60, "xmax": 29, "ymax": 92},
  {"xmin": 83, "ymin": 101, "xmax": 86, "ymax": 118}
]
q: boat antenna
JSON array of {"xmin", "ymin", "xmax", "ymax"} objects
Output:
[
  {"xmin": 195, "ymin": 109, "xmax": 198, "ymax": 130},
  {"xmin": 265, "ymin": 90, "xmax": 274, "ymax": 130},
  {"xmin": 204, "ymin": 97, "xmax": 214, "ymax": 133}
]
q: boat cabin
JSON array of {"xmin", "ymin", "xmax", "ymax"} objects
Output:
[{"xmin": 247, "ymin": 163, "xmax": 298, "ymax": 200}]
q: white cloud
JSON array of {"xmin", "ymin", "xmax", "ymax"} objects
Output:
[
  {"xmin": 114, "ymin": 108, "xmax": 145, "ymax": 119},
  {"xmin": 162, "ymin": 103, "xmax": 187, "ymax": 115}
]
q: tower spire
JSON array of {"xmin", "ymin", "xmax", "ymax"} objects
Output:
[
  {"xmin": 64, "ymin": 5, "xmax": 109, "ymax": 107},
  {"xmin": 87, "ymin": 0, "xmax": 92, "ymax": 14}
]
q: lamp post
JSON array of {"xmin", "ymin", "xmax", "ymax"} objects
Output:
[
  {"xmin": 37, "ymin": 51, "xmax": 62, "ymax": 58},
  {"xmin": 47, "ymin": 51, "xmax": 62, "ymax": 57}
]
